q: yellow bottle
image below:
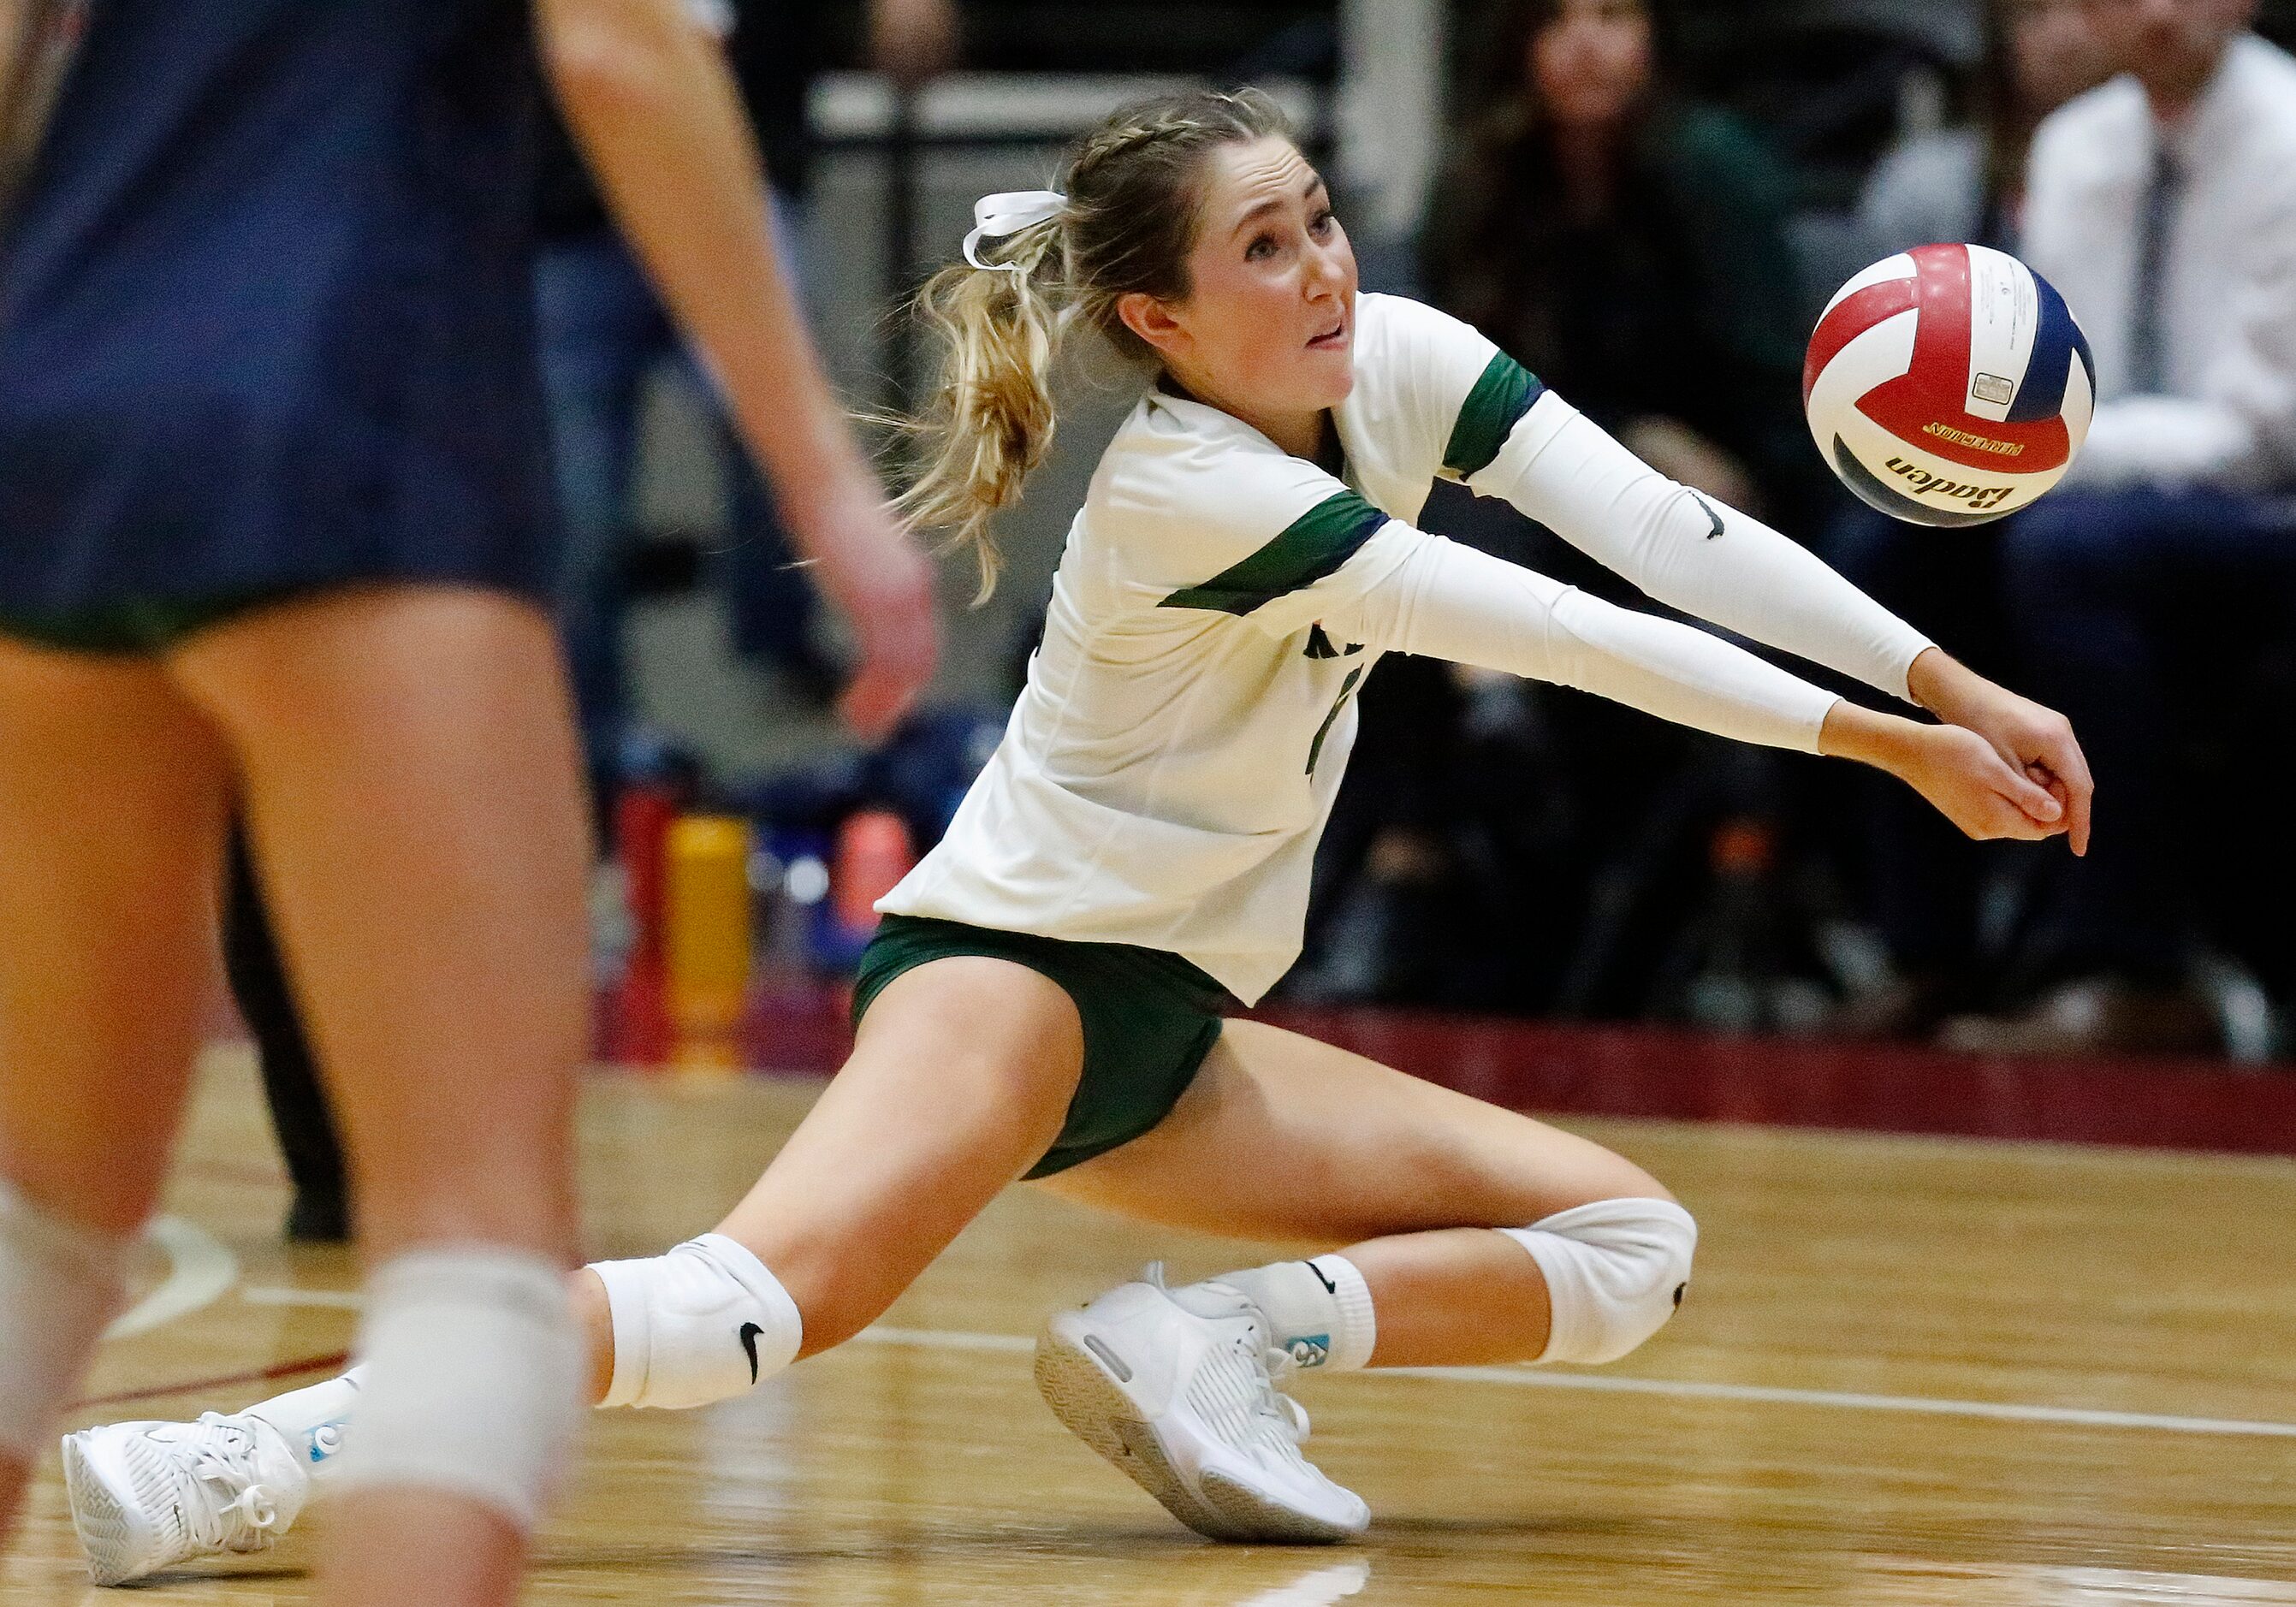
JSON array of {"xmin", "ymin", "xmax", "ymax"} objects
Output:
[{"xmin": 664, "ymin": 814, "xmax": 752, "ymax": 1066}]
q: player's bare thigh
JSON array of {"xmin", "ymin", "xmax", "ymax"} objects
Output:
[
  {"xmin": 1034, "ymin": 1017, "xmax": 1670, "ymax": 1243},
  {"xmin": 706, "ymin": 957, "xmax": 1084, "ymax": 1353}
]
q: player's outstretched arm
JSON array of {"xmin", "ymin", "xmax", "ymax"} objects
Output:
[
  {"xmin": 1477, "ymin": 394, "xmax": 1934, "ymax": 701},
  {"xmin": 1324, "ymin": 531, "xmax": 2068, "ymax": 845},
  {"xmin": 1326, "ymin": 529, "xmax": 1839, "ymax": 752},
  {"xmin": 1474, "ymin": 396, "xmax": 2091, "ymax": 849},
  {"xmin": 535, "ymin": 0, "xmax": 938, "ymax": 740}
]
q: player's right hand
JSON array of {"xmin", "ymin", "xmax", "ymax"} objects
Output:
[
  {"xmin": 798, "ymin": 491, "xmax": 941, "ymax": 745},
  {"xmin": 1905, "ymin": 648, "xmax": 2092, "ymax": 856},
  {"xmin": 1895, "ymin": 722, "xmax": 2068, "ymax": 845}
]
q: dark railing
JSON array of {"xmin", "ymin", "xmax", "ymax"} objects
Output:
[{"xmin": 812, "ymin": 73, "xmax": 1332, "ymax": 406}]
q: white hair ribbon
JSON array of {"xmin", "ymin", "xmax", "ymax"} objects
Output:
[{"xmin": 962, "ymin": 190, "xmax": 1067, "ymax": 272}]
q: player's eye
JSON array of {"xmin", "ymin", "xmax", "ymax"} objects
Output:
[
  {"xmin": 1308, "ymin": 207, "xmax": 1336, "ymax": 236},
  {"xmin": 1245, "ymin": 233, "xmax": 1279, "ymax": 262}
]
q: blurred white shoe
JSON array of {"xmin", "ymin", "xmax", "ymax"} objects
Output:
[
  {"xmin": 62, "ymin": 1412, "xmax": 311, "ymax": 1586},
  {"xmin": 1035, "ymin": 1266, "xmax": 1369, "ymax": 1544}
]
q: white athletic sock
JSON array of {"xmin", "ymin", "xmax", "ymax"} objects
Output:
[
  {"xmin": 1192, "ymin": 1254, "xmax": 1377, "ymax": 1372},
  {"xmin": 247, "ymin": 1367, "xmax": 364, "ymax": 1484},
  {"xmin": 0, "ymin": 1177, "xmax": 129, "ymax": 1459},
  {"xmin": 589, "ymin": 1233, "xmax": 803, "ymax": 1409}
]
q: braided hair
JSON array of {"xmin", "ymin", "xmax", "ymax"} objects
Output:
[{"xmin": 893, "ymin": 87, "xmax": 1294, "ymax": 601}]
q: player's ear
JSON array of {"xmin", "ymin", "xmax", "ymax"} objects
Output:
[{"xmin": 1118, "ymin": 290, "xmax": 1188, "ymax": 360}]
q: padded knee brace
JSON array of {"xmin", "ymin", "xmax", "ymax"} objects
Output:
[
  {"xmin": 1499, "ymin": 1198, "xmax": 1696, "ymax": 1365},
  {"xmin": 0, "ymin": 1177, "xmax": 128, "ymax": 1458},
  {"xmin": 590, "ymin": 1234, "xmax": 803, "ymax": 1409},
  {"xmin": 332, "ymin": 1246, "xmax": 580, "ymax": 1531}
]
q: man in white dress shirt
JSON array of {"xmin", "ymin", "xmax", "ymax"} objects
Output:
[{"xmin": 1961, "ymin": 0, "xmax": 2296, "ymax": 1053}]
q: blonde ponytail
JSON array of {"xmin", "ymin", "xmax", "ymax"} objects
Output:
[{"xmin": 893, "ymin": 218, "xmax": 1069, "ymax": 603}]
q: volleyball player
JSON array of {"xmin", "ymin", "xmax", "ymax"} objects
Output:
[
  {"xmin": 64, "ymin": 87, "xmax": 2090, "ymax": 1575},
  {"xmin": 0, "ymin": 0, "xmax": 934, "ymax": 1601}
]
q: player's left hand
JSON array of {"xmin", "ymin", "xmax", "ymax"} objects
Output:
[
  {"xmin": 787, "ymin": 482, "xmax": 942, "ymax": 744},
  {"xmin": 1905, "ymin": 648, "xmax": 2093, "ymax": 855}
]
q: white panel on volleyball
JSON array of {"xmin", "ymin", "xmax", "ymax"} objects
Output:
[
  {"xmin": 1961, "ymin": 245, "xmax": 2041, "ymax": 425},
  {"xmin": 1806, "ymin": 307, "xmax": 1918, "ymax": 448},
  {"xmin": 2062, "ymin": 336, "xmax": 2097, "ymax": 439},
  {"xmin": 1818, "ymin": 251, "xmax": 1916, "ymax": 318}
]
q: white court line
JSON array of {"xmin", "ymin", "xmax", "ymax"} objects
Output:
[
  {"xmin": 237, "ymin": 1290, "xmax": 2296, "ymax": 1442},
  {"xmin": 241, "ymin": 1285, "xmax": 363, "ymax": 1311},
  {"xmin": 107, "ymin": 1217, "xmax": 239, "ymax": 1340},
  {"xmin": 1372, "ymin": 1364, "xmax": 2296, "ymax": 1438}
]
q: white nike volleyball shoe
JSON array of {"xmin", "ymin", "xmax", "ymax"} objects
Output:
[
  {"xmin": 62, "ymin": 1411, "xmax": 315, "ymax": 1586},
  {"xmin": 1034, "ymin": 1266, "xmax": 1369, "ymax": 1544}
]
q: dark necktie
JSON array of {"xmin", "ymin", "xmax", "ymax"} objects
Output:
[{"xmin": 2127, "ymin": 138, "xmax": 2182, "ymax": 396}]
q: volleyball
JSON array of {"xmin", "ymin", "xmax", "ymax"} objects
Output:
[{"xmin": 1803, "ymin": 243, "xmax": 2093, "ymax": 526}]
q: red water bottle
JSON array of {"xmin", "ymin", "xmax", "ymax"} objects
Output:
[
  {"xmin": 607, "ymin": 782, "xmax": 679, "ymax": 1066},
  {"xmin": 830, "ymin": 809, "xmax": 915, "ymax": 948}
]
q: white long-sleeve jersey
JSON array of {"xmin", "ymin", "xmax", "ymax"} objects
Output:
[{"xmin": 881, "ymin": 293, "xmax": 1933, "ymax": 1002}]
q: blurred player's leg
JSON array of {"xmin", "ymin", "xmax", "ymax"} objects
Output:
[
  {"xmin": 0, "ymin": 636, "xmax": 229, "ymax": 1540},
  {"xmin": 59, "ymin": 957, "xmax": 1084, "ymax": 1580},
  {"xmin": 171, "ymin": 586, "xmax": 590, "ymax": 1607}
]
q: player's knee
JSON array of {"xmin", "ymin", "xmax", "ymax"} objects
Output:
[
  {"xmin": 0, "ymin": 1177, "xmax": 130, "ymax": 1459},
  {"xmin": 590, "ymin": 1234, "xmax": 804, "ymax": 1409},
  {"xmin": 332, "ymin": 1244, "xmax": 581, "ymax": 1532},
  {"xmin": 1500, "ymin": 1198, "xmax": 1697, "ymax": 1366}
]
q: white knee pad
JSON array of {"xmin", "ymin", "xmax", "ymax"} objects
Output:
[
  {"xmin": 0, "ymin": 1177, "xmax": 128, "ymax": 1459},
  {"xmin": 1499, "ymin": 1198, "xmax": 1696, "ymax": 1366},
  {"xmin": 332, "ymin": 1246, "xmax": 580, "ymax": 1532},
  {"xmin": 589, "ymin": 1233, "xmax": 803, "ymax": 1409}
]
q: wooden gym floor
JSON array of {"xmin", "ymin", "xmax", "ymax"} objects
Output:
[{"xmin": 7, "ymin": 1041, "xmax": 2295, "ymax": 1604}]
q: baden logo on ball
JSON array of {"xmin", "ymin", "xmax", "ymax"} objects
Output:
[{"xmin": 1804, "ymin": 243, "xmax": 2095, "ymax": 527}]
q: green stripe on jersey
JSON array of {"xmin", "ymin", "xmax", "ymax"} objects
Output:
[
  {"xmin": 1443, "ymin": 350, "xmax": 1545, "ymax": 477},
  {"xmin": 1160, "ymin": 489, "xmax": 1391, "ymax": 616},
  {"xmin": 1306, "ymin": 665, "xmax": 1366, "ymax": 775}
]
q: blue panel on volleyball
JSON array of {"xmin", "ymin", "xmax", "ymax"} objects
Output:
[{"xmin": 2006, "ymin": 278, "xmax": 2093, "ymax": 425}]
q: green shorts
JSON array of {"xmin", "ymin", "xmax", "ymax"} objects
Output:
[{"xmin": 851, "ymin": 914, "xmax": 1234, "ymax": 1178}]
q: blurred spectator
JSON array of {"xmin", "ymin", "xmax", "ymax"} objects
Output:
[
  {"xmin": 1858, "ymin": 0, "xmax": 2115, "ymax": 256},
  {"xmin": 1824, "ymin": 0, "xmax": 2112, "ymax": 1042},
  {"xmin": 1427, "ymin": 0, "xmax": 1814, "ymax": 523},
  {"xmin": 1949, "ymin": 0, "xmax": 2296, "ymax": 1054},
  {"xmin": 542, "ymin": 0, "xmax": 957, "ymax": 808},
  {"xmin": 1297, "ymin": 0, "xmax": 1822, "ymax": 1012}
]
